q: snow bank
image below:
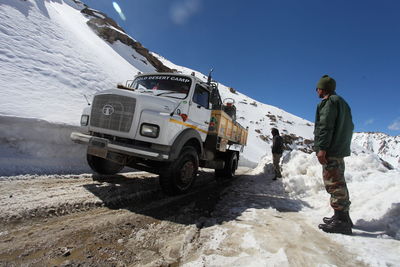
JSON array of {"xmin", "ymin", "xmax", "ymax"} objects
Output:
[
  {"xmin": 280, "ymin": 149, "xmax": 400, "ymax": 240},
  {"xmin": 0, "ymin": 116, "xmax": 90, "ymax": 176}
]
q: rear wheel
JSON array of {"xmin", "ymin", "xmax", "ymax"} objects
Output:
[
  {"xmin": 87, "ymin": 154, "xmax": 124, "ymax": 175},
  {"xmin": 215, "ymin": 151, "xmax": 238, "ymax": 180},
  {"xmin": 159, "ymin": 146, "xmax": 199, "ymax": 195}
]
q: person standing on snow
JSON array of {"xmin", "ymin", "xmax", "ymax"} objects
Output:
[
  {"xmin": 314, "ymin": 75, "xmax": 354, "ymax": 235},
  {"xmin": 271, "ymin": 128, "xmax": 283, "ymax": 180}
]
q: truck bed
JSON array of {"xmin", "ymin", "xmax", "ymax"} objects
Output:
[{"xmin": 209, "ymin": 110, "xmax": 248, "ymax": 146}]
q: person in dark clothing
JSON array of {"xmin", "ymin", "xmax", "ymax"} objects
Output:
[
  {"xmin": 271, "ymin": 128, "xmax": 283, "ymax": 180},
  {"xmin": 314, "ymin": 75, "xmax": 354, "ymax": 235}
]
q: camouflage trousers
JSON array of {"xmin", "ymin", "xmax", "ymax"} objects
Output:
[
  {"xmin": 322, "ymin": 157, "xmax": 351, "ymax": 211},
  {"xmin": 273, "ymin": 153, "xmax": 282, "ymax": 177}
]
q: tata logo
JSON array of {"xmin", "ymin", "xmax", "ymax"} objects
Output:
[{"xmin": 102, "ymin": 104, "xmax": 115, "ymax": 116}]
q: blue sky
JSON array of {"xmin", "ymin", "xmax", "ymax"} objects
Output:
[{"xmin": 83, "ymin": 0, "xmax": 400, "ymax": 136}]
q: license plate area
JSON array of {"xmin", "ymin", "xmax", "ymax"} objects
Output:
[{"xmin": 87, "ymin": 137, "xmax": 108, "ymax": 158}]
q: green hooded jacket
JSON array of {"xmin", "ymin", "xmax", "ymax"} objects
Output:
[{"xmin": 314, "ymin": 94, "xmax": 354, "ymax": 157}]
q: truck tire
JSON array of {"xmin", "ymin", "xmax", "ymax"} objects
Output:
[
  {"xmin": 87, "ymin": 154, "xmax": 124, "ymax": 175},
  {"xmin": 215, "ymin": 151, "xmax": 238, "ymax": 180},
  {"xmin": 159, "ymin": 146, "xmax": 199, "ymax": 195}
]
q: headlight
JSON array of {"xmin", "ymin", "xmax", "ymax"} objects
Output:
[
  {"xmin": 80, "ymin": 115, "xmax": 89, "ymax": 126},
  {"xmin": 140, "ymin": 123, "xmax": 160, "ymax": 138}
]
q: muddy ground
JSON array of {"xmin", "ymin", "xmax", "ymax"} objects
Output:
[{"xmin": 0, "ymin": 168, "xmax": 367, "ymax": 266}]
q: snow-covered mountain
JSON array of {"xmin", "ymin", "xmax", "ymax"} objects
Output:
[
  {"xmin": 1, "ymin": 0, "xmax": 398, "ymax": 171},
  {"xmin": 1, "ymin": 0, "xmax": 399, "ymax": 263},
  {"xmin": 1, "ymin": 0, "xmax": 147, "ymax": 124},
  {"xmin": 0, "ymin": 0, "xmax": 316, "ymax": 169},
  {"xmin": 353, "ymin": 132, "xmax": 400, "ymax": 169}
]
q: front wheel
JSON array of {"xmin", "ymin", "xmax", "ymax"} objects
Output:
[
  {"xmin": 87, "ymin": 154, "xmax": 124, "ymax": 175},
  {"xmin": 159, "ymin": 146, "xmax": 199, "ymax": 195},
  {"xmin": 215, "ymin": 151, "xmax": 238, "ymax": 180}
]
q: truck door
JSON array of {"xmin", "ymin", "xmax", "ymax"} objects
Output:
[{"xmin": 188, "ymin": 84, "xmax": 212, "ymax": 140}]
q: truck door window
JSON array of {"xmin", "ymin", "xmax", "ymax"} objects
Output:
[{"xmin": 193, "ymin": 85, "xmax": 210, "ymax": 109}]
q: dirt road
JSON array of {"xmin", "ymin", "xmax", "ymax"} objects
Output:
[{"xmin": 0, "ymin": 169, "xmax": 366, "ymax": 266}]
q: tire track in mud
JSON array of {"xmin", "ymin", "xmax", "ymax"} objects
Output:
[
  {"xmin": 0, "ymin": 168, "xmax": 369, "ymax": 266},
  {"xmin": 0, "ymin": 172, "xmax": 158, "ymax": 224},
  {"xmin": 0, "ymin": 170, "xmax": 243, "ymax": 266},
  {"xmin": 0, "ymin": 169, "xmax": 241, "ymax": 225}
]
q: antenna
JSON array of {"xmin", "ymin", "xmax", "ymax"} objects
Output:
[
  {"xmin": 207, "ymin": 68, "xmax": 214, "ymax": 84},
  {"xmin": 84, "ymin": 94, "xmax": 91, "ymax": 106}
]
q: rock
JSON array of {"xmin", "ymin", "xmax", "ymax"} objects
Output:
[
  {"xmin": 81, "ymin": 8, "xmax": 172, "ymax": 73},
  {"xmin": 60, "ymin": 247, "xmax": 71, "ymax": 257}
]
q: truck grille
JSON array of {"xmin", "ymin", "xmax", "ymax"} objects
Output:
[{"xmin": 90, "ymin": 94, "xmax": 136, "ymax": 132}]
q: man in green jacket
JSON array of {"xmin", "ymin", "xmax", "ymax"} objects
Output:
[{"xmin": 314, "ymin": 75, "xmax": 354, "ymax": 235}]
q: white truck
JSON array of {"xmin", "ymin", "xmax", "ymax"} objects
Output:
[{"xmin": 71, "ymin": 72, "xmax": 248, "ymax": 195}]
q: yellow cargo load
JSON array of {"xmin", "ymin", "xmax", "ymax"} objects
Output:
[{"xmin": 209, "ymin": 110, "xmax": 248, "ymax": 146}]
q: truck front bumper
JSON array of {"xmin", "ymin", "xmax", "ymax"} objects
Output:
[{"xmin": 70, "ymin": 132, "xmax": 170, "ymax": 161}]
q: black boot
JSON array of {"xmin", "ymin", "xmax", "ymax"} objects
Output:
[
  {"xmin": 322, "ymin": 209, "xmax": 339, "ymax": 224},
  {"xmin": 323, "ymin": 210, "xmax": 353, "ymax": 227},
  {"xmin": 319, "ymin": 211, "xmax": 352, "ymax": 235}
]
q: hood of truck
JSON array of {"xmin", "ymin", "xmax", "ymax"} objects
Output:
[
  {"xmin": 103, "ymin": 88, "xmax": 180, "ymax": 107},
  {"xmin": 88, "ymin": 88, "xmax": 183, "ymax": 138}
]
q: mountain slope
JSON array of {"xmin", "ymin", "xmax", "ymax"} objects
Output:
[
  {"xmin": 353, "ymin": 132, "xmax": 400, "ymax": 169},
  {"xmin": 0, "ymin": 0, "xmax": 145, "ymax": 124},
  {"xmin": 0, "ymin": 0, "xmax": 397, "ymax": 169},
  {"xmin": 0, "ymin": 0, "xmax": 315, "ymax": 167}
]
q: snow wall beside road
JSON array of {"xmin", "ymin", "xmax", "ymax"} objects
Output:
[{"xmin": 0, "ymin": 116, "xmax": 91, "ymax": 176}]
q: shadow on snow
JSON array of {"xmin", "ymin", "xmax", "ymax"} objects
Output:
[{"xmin": 353, "ymin": 203, "xmax": 400, "ymax": 240}]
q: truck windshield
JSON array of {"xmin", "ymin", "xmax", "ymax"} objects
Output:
[{"xmin": 132, "ymin": 75, "xmax": 191, "ymax": 99}]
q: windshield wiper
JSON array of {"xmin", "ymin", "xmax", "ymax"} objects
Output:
[
  {"xmin": 156, "ymin": 91, "xmax": 186, "ymax": 98},
  {"xmin": 138, "ymin": 89, "xmax": 155, "ymax": 94}
]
